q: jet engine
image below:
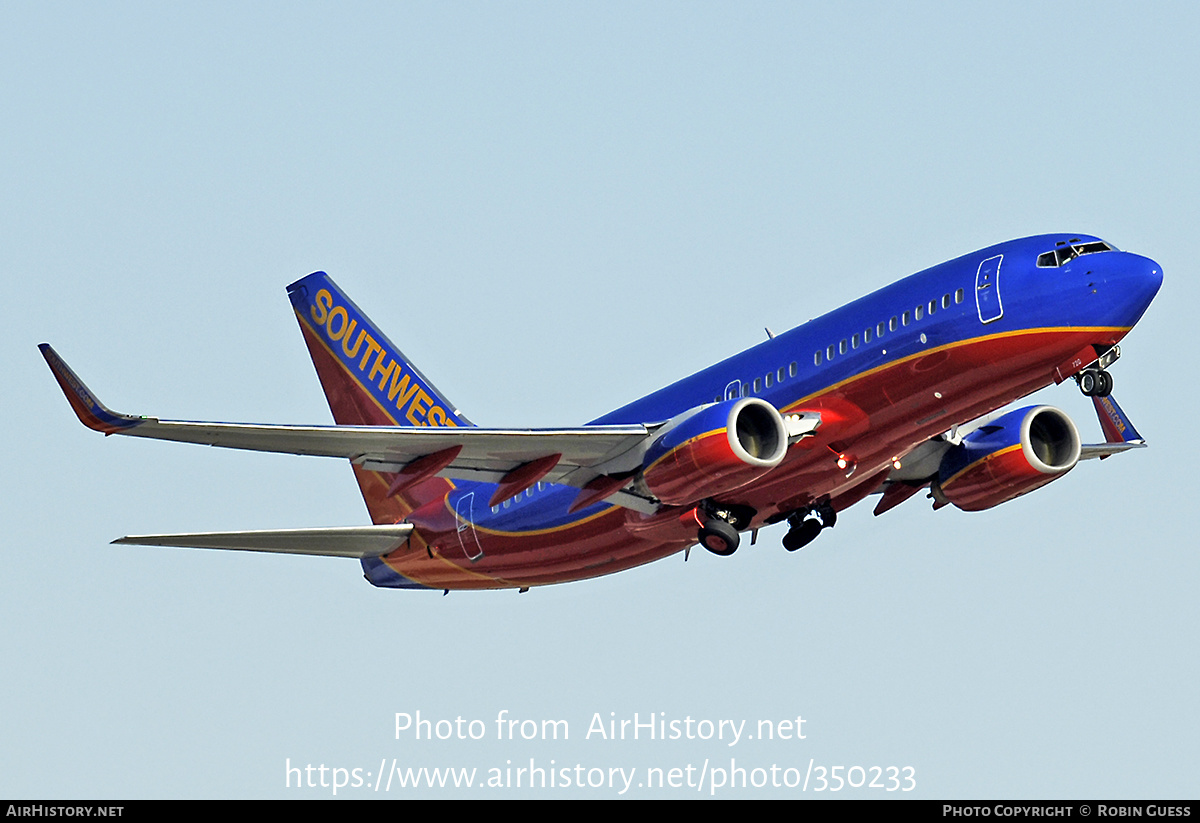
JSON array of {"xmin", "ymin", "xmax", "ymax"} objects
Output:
[
  {"xmin": 934, "ymin": 405, "xmax": 1081, "ymax": 512},
  {"xmin": 641, "ymin": 398, "xmax": 789, "ymax": 506}
]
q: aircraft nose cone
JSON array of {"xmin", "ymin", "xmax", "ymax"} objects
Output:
[
  {"xmin": 1112, "ymin": 252, "xmax": 1163, "ymax": 327},
  {"xmin": 1131, "ymin": 253, "xmax": 1164, "ymax": 309}
]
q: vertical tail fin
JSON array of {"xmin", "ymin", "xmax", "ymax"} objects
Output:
[
  {"xmin": 287, "ymin": 272, "xmax": 470, "ymax": 429},
  {"xmin": 287, "ymin": 272, "xmax": 471, "ymax": 523}
]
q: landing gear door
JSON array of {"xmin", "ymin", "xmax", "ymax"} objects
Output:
[
  {"xmin": 454, "ymin": 492, "xmax": 484, "ymax": 561},
  {"xmin": 975, "ymin": 254, "xmax": 1004, "ymax": 324}
]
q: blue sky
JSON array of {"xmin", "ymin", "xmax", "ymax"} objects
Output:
[{"xmin": 3, "ymin": 2, "xmax": 1197, "ymax": 798}]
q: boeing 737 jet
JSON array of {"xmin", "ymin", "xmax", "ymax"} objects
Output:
[{"xmin": 41, "ymin": 234, "xmax": 1161, "ymax": 591}]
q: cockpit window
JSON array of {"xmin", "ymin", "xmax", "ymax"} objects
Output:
[{"xmin": 1037, "ymin": 241, "xmax": 1114, "ymax": 268}]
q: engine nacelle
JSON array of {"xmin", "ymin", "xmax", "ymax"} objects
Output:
[
  {"xmin": 935, "ymin": 405, "xmax": 1081, "ymax": 512},
  {"xmin": 642, "ymin": 398, "xmax": 789, "ymax": 506}
]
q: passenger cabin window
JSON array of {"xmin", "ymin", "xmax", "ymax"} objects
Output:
[{"xmin": 789, "ymin": 362, "xmax": 797, "ymax": 377}]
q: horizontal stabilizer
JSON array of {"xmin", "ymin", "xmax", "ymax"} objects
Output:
[{"xmin": 112, "ymin": 525, "xmax": 414, "ymax": 558}]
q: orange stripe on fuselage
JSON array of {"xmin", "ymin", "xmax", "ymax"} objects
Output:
[{"xmin": 779, "ymin": 326, "xmax": 1127, "ymax": 416}]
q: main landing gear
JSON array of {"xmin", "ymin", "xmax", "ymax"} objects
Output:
[
  {"xmin": 698, "ymin": 518, "xmax": 740, "ymax": 556},
  {"xmin": 693, "ymin": 503, "xmax": 755, "ymax": 556},
  {"xmin": 1078, "ymin": 368, "xmax": 1113, "ymax": 397},
  {"xmin": 692, "ymin": 501, "xmax": 838, "ymax": 557},
  {"xmin": 782, "ymin": 502, "xmax": 837, "ymax": 552}
]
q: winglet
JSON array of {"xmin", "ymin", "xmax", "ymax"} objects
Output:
[
  {"xmin": 38, "ymin": 344, "xmax": 145, "ymax": 434},
  {"xmin": 1079, "ymin": 394, "xmax": 1146, "ymax": 461},
  {"xmin": 1091, "ymin": 394, "xmax": 1144, "ymax": 444}
]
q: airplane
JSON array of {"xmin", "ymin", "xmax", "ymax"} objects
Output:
[{"xmin": 40, "ymin": 233, "xmax": 1162, "ymax": 592}]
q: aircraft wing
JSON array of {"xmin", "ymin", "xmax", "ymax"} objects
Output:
[
  {"xmin": 872, "ymin": 394, "xmax": 1148, "ymax": 515},
  {"xmin": 1078, "ymin": 441, "xmax": 1145, "ymax": 460},
  {"xmin": 41, "ymin": 344, "xmax": 660, "ymax": 511}
]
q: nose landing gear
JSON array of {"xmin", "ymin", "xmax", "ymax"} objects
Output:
[
  {"xmin": 1078, "ymin": 368, "xmax": 1113, "ymax": 397},
  {"xmin": 1076, "ymin": 345, "xmax": 1120, "ymax": 397}
]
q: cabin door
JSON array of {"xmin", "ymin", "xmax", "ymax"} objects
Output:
[
  {"xmin": 454, "ymin": 492, "xmax": 484, "ymax": 561},
  {"xmin": 974, "ymin": 255, "xmax": 1004, "ymax": 324}
]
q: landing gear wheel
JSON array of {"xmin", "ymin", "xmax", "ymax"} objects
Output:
[
  {"xmin": 1079, "ymin": 371, "xmax": 1098, "ymax": 396},
  {"xmin": 782, "ymin": 501, "xmax": 838, "ymax": 552},
  {"xmin": 699, "ymin": 519, "xmax": 740, "ymax": 556},
  {"xmin": 782, "ymin": 518, "xmax": 822, "ymax": 552},
  {"xmin": 1079, "ymin": 369, "xmax": 1113, "ymax": 397}
]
